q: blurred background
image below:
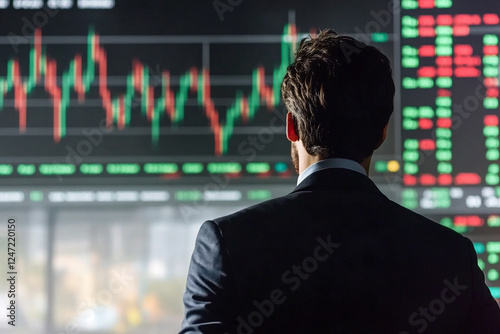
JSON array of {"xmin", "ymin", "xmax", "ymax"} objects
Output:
[{"xmin": 0, "ymin": 0, "xmax": 499, "ymax": 333}]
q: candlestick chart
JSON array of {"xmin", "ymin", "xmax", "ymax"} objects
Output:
[
  {"xmin": 0, "ymin": 5, "xmax": 314, "ymax": 183},
  {"xmin": 0, "ymin": 25, "xmax": 297, "ymax": 156}
]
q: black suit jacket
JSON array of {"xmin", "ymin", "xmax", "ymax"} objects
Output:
[{"xmin": 180, "ymin": 168, "xmax": 500, "ymax": 333}]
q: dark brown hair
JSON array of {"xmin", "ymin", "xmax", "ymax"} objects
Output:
[{"xmin": 281, "ymin": 29, "xmax": 395, "ymax": 163}]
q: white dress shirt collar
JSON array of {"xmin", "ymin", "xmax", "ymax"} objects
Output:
[{"xmin": 296, "ymin": 158, "xmax": 367, "ymax": 186}]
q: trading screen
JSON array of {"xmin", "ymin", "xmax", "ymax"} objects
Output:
[
  {"xmin": 399, "ymin": 0, "xmax": 500, "ymax": 304},
  {"xmin": 0, "ymin": 0, "xmax": 498, "ymax": 333}
]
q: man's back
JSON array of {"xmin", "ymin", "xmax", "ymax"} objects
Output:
[
  {"xmin": 181, "ymin": 29, "xmax": 500, "ymax": 333},
  {"xmin": 181, "ymin": 168, "xmax": 500, "ymax": 333}
]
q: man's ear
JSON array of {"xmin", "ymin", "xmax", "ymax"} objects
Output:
[
  {"xmin": 374, "ymin": 122, "xmax": 389, "ymax": 149},
  {"xmin": 286, "ymin": 112, "xmax": 299, "ymax": 142}
]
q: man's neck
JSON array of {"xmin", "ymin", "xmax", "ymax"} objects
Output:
[
  {"xmin": 360, "ymin": 156, "xmax": 371, "ymax": 176},
  {"xmin": 299, "ymin": 153, "xmax": 321, "ymax": 174}
]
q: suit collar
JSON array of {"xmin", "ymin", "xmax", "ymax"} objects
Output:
[{"xmin": 291, "ymin": 167, "xmax": 385, "ymax": 197}]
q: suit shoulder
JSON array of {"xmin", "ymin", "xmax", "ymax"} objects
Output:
[
  {"xmin": 211, "ymin": 194, "xmax": 292, "ymax": 227},
  {"xmin": 383, "ymin": 198, "xmax": 468, "ymax": 243}
]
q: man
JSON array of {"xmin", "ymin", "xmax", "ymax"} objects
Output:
[{"xmin": 180, "ymin": 30, "xmax": 500, "ymax": 333}]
